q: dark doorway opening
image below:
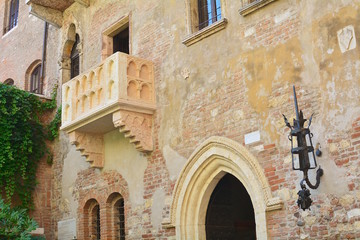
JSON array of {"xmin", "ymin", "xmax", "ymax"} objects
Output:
[
  {"xmin": 113, "ymin": 26, "xmax": 129, "ymax": 54},
  {"xmin": 206, "ymin": 173, "xmax": 256, "ymax": 240}
]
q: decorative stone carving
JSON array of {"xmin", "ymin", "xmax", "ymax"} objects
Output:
[
  {"xmin": 337, "ymin": 25, "xmax": 356, "ymax": 53},
  {"xmin": 266, "ymin": 197, "xmax": 283, "ymax": 212},
  {"xmin": 59, "ymin": 58, "xmax": 71, "ymax": 69},
  {"xmin": 113, "ymin": 110, "xmax": 153, "ymax": 152},
  {"xmin": 61, "ymin": 52, "xmax": 156, "ymax": 168},
  {"xmin": 61, "ymin": 52, "xmax": 155, "ymax": 130},
  {"xmin": 181, "ymin": 68, "xmax": 190, "ymax": 79},
  {"xmin": 68, "ymin": 131, "xmax": 104, "ymax": 168}
]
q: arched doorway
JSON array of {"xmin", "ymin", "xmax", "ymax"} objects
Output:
[
  {"xmin": 206, "ymin": 173, "xmax": 256, "ymax": 240},
  {"xmin": 169, "ymin": 136, "xmax": 282, "ymax": 239}
]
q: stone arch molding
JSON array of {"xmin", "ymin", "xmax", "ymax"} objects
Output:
[
  {"xmin": 167, "ymin": 136, "xmax": 282, "ymax": 240},
  {"xmin": 59, "ymin": 17, "xmax": 83, "ymax": 84},
  {"xmin": 25, "ymin": 59, "xmax": 42, "ymax": 91}
]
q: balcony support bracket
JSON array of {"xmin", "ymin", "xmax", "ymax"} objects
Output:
[
  {"xmin": 61, "ymin": 52, "xmax": 156, "ymax": 168},
  {"xmin": 113, "ymin": 110, "xmax": 153, "ymax": 152},
  {"xmin": 27, "ymin": 2, "xmax": 63, "ymax": 28},
  {"xmin": 68, "ymin": 131, "xmax": 104, "ymax": 168}
]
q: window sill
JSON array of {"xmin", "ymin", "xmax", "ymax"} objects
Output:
[
  {"xmin": 239, "ymin": 0, "xmax": 277, "ymax": 16},
  {"xmin": 2, "ymin": 25, "xmax": 18, "ymax": 38},
  {"xmin": 182, "ymin": 18, "xmax": 228, "ymax": 47},
  {"xmin": 31, "ymin": 92, "xmax": 52, "ymax": 101}
]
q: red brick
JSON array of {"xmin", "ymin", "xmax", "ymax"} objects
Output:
[{"xmin": 351, "ymin": 132, "xmax": 360, "ymax": 139}]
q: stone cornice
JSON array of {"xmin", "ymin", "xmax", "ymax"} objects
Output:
[{"xmin": 239, "ymin": 0, "xmax": 277, "ymax": 16}]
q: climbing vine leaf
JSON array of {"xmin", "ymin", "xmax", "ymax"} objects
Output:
[{"xmin": 0, "ymin": 83, "xmax": 59, "ymax": 209}]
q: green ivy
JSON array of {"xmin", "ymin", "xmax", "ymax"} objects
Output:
[
  {"xmin": 47, "ymin": 107, "xmax": 62, "ymax": 141},
  {"xmin": 0, "ymin": 83, "xmax": 60, "ymax": 209}
]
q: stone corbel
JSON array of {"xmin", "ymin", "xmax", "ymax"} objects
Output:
[
  {"xmin": 113, "ymin": 110, "xmax": 153, "ymax": 152},
  {"xmin": 59, "ymin": 57, "xmax": 71, "ymax": 70},
  {"xmin": 28, "ymin": 3, "xmax": 63, "ymax": 28},
  {"xmin": 266, "ymin": 197, "xmax": 283, "ymax": 212},
  {"xmin": 68, "ymin": 131, "xmax": 104, "ymax": 168}
]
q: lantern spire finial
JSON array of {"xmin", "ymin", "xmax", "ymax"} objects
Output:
[{"xmin": 293, "ymin": 85, "xmax": 300, "ymax": 123}]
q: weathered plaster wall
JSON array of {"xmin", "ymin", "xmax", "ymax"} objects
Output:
[
  {"xmin": 61, "ymin": 144, "xmax": 88, "ymax": 217},
  {"xmin": 46, "ymin": 0, "xmax": 360, "ymax": 239},
  {"xmin": 103, "ymin": 130, "xmax": 147, "ymax": 207}
]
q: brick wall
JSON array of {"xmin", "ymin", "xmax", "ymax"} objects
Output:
[
  {"xmin": 13, "ymin": 0, "xmax": 360, "ymax": 239},
  {"xmin": 0, "ymin": 1, "xmax": 59, "ymax": 238}
]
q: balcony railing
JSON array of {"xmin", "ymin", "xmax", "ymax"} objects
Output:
[{"xmin": 61, "ymin": 52, "xmax": 156, "ymax": 133}]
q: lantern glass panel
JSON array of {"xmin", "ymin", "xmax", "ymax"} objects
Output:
[
  {"xmin": 305, "ymin": 132, "xmax": 312, "ymax": 147},
  {"xmin": 292, "ymin": 135, "xmax": 298, "ymax": 148},
  {"xmin": 307, "ymin": 151, "xmax": 316, "ymax": 169},
  {"xmin": 292, "ymin": 153, "xmax": 300, "ymax": 169}
]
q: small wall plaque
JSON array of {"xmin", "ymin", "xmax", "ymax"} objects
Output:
[{"xmin": 58, "ymin": 218, "xmax": 76, "ymax": 240}]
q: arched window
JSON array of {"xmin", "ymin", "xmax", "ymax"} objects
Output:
[
  {"xmin": 4, "ymin": 0, "xmax": 19, "ymax": 33},
  {"xmin": 84, "ymin": 199, "xmax": 101, "ymax": 240},
  {"xmin": 4, "ymin": 78, "xmax": 14, "ymax": 85},
  {"xmin": 115, "ymin": 198, "xmax": 125, "ymax": 240},
  {"xmin": 106, "ymin": 193, "xmax": 126, "ymax": 239},
  {"xmin": 92, "ymin": 204, "xmax": 101, "ymax": 240},
  {"xmin": 30, "ymin": 64, "xmax": 42, "ymax": 94},
  {"xmin": 71, "ymin": 34, "xmax": 80, "ymax": 78}
]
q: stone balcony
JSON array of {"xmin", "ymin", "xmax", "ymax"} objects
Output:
[
  {"xmin": 61, "ymin": 52, "xmax": 156, "ymax": 168},
  {"xmin": 26, "ymin": 0, "xmax": 89, "ymax": 27}
]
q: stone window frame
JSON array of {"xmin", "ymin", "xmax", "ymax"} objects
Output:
[
  {"xmin": 25, "ymin": 60, "xmax": 43, "ymax": 93},
  {"xmin": 79, "ymin": 190, "xmax": 128, "ymax": 239},
  {"xmin": 30, "ymin": 64, "xmax": 42, "ymax": 94},
  {"xmin": 239, "ymin": 0, "xmax": 277, "ymax": 16},
  {"xmin": 2, "ymin": 0, "xmax": 19, "ymax": 35},
  {"xmin": 60, "ymin": 23, "xmax": 83, "ymax": 84},
  {"xmin": 83, "ymin": 199, "xmax": 101, "ymax": 239},
  {"xmin": 182, "ymin": 0, "xmax": 228, "ymax": 47},
  {"xmin": 102, "ymin": 14, "xmax": 131, "ymax": 61}
]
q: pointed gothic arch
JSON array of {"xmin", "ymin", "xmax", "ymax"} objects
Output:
[
  {"xmin": 25, "ymin": 59, "xmax": 42, "ymax": 93},
  {"xmin": 169, "ymin": 136, "xmax": 282, "ymax": 239},
  {"xmin": 60, "ymin": 21, "xmax": 83, "ymax": 84}
]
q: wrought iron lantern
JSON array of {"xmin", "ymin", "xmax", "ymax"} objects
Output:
[{"xmin": 283, "ymin": 86, "xmax": 323, "ymax": 210}]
